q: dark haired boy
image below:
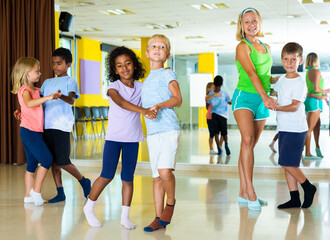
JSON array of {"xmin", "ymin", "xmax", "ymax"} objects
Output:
[
  {"xmin": 207, "ymin": 75, "xmax": 232, "ymax": 155},
  {"xmin": 273, "ymin": 42, "xmax": 316, "ymax": 209},
  {"xmin": 41, "ymin": 47, "xmax": 91, "ymax": 203}
]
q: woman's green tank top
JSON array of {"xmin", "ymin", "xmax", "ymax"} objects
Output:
[
  {"xmin": 235, "ymin": 38, "xmax": 272, "ymax": 94},
  {"xmin": 306, "ymin": 66, "xmax": 324, "ymax": 96}
]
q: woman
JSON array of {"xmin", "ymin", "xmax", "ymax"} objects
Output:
[
  {"xmin": 304, "ymin": 53, "xmax": 330, "ymax": 159},
  {"xmin": 232, "ymin": 8, "xmax": 278, "ymax": 211}
]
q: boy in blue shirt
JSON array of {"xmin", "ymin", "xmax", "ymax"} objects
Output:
[
  {"xmin": 141, "ymin": 34, "xmax": 182, "ymax": 232},
  {"xmin": 41, "ymin": 48, "xmax": 91, "ymax": 203},
  {"xmin": 273, "ymin": 42, "xmax": 316, "ymax": 209},
  {"xmin": 208, "ymin": 75, "xmax": 232, "ymax": 156}
]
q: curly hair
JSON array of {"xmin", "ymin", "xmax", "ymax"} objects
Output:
[
  {"xmin": 52, "ymin": 47, "xmax": 72, "ymax": 64},
  {"xmin": 106, "ymin": 46, "xmax": 145, "ymax": 82}
]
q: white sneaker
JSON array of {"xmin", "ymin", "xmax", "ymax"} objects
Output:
[{"xmin": 209, "ymin": 150, "xmax": 217, "ymax": 154}]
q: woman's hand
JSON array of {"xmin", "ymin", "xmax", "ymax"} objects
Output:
[{"xmin": 262, "ymin": 96, "xmax": 279, "ymax": 110}]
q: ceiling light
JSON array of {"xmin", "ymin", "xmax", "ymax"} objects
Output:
[
  {"xmin": 301, "ymin": 0, "xmax": 326, "ymax": 2},
  {"xmin": 271, "ymin": 42, "xmax": 285, "ymax": 44},
  {"xmin": 78, "ymin": 27, "xmax": 102, "ymax": 32},
  {"xmin": 210, "ymin": 44, "xmax": 224, "ymax": 47},
  {"xmin": 191, "ymin": 3, "xmax": 229, "ymax": 10},
  {"xmin": 100, "ymin": 9, "xmax": 135, "ymax": 15},
  {"xmin": 185, "ymin": 36, "xmax": 204, "ymax": 39},
  {"xmin": 77, "ymin": 1, "xmax": 96, "ymax": 6},
  {"xmin": 123, "ymin": 38, "xmax": 140, "ymax": 42},
  {"xmin": 225, "ymin": 21, "xmax": 237, "ymax": 25},
  {"xmin": 144, "ymin": 23, "xmax": 179, "ymax": 30}
]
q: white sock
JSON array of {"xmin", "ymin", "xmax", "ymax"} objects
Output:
[
  {"xmin": 121, "ymin": 206, "xmax": 136, "ymax": 229},
  {"xmin": 30, "ymin": 189, "xmax": 44, "ymax": 207},
  {"xmin": 83, "ymin": 198, "xmax": 102, "ymax": 228},
  {"xmin": 24, "ymin": 196, "xmax": 34, "ymax": 203}
]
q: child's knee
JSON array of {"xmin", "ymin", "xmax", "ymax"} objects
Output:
[{"xmin": 158, "ymin": 169, "xmax": 173, "ymax": 181}]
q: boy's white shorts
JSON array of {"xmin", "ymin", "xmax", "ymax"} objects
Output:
[{"xmin": 147, "ymin": 130, "xmax": 180, "ymax": 178}]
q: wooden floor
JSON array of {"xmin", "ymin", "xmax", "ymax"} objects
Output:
[{"xmin": 1, "ymin": 129, "xmax": 330, "ymax": 240}]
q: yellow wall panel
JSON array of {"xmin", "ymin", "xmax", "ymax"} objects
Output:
[{"xmin": 198, "ymin": 53, "xmax": 215, "ymax": 128}]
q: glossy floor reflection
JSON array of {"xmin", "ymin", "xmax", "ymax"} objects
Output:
[
  {"xmin": 70, "ymin": 129, "xmax": 330, "ymax": 168},
  {"xmin": 1, "ymin": 165, "xmax": 330, "ymax": 240}
]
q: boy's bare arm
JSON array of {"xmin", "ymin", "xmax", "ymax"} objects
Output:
[
  {"xmin": 59, "ymin": 91, "xmax": 76, "ymax": 105},
  {"xmin": 276, "ymin": 99, "xmax": 300, "ymax": 112},
  {"xmin": 150, "ymin": 81, "xmax": 182, "ymax": 112}
]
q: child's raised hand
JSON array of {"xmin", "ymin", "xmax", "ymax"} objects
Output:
[{"xmin": 13, "ymin": 109, "xmax": 21, "ymax": 120}]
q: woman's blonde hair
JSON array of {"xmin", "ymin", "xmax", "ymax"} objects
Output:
[
  {"xmin": 11, "ymin": 57, "xmax": 39, "ymax": 94},
  {"xmin": 206, "ymin": 82, "xmax": 214, "ymax": 95},
  {"xmin": 147, "ymin": 34, "xmax": 171, "ymax": 55},
  {"xmin": 305, "ymin": 52, "xmax": 319, "ymax": 69},
  {"xmin": 236, "ymin": 8, "xmax": 264, "ymax": 41}
]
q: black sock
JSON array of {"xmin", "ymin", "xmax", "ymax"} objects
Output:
[
  {"xmin": 301, "ymin": 179, "xmax": 317, "ymax": 208},
  {"xmin": 277, "ymin": 190, "xmax": 301, "ymax": 209}
]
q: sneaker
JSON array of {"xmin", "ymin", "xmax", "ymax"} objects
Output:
[
  {"xmin": 209, "ymin": 149, "xmax": 217, "ymax": 154},
  {"xmin": 217, "ymin": 147, "xmax": 222, "ymax": 155},
  {"xmin": 315, "ymin": 148, "xmax": 323, "ymax": 158},
  {"xmin": 225, "ymin": 144, "xmax": 231, "ymax": 156}
]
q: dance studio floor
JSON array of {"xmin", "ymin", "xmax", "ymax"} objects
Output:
[{"xmin": 1, "ymin": 129, "xmax": 330, "ymax": 240}]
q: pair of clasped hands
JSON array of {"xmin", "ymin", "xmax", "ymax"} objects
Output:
[
  {"xmin": 47, "ymin": 90, "xmax": 62, "ymax": 101},
  {"xmin": 13, "ymin": 90, "xmax": 62, "ymax": 120},
  {"xmin": 142, "ymin": 105, "xmax": 159, "ymax": 120},
  {"xmin": 265, "ymin": 76, "xmax": 280, "ymax": 111}
]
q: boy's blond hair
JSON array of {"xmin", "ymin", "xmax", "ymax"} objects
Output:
[
  {"xmin": 11, "ymin": 57, "xmax": 39, "ymax": 94},
  {"xmin": 281, "ymin": 42, "xmax": 303, "ymax": 59},
  {"xmin": 305, "ymin": 52, "xmax": 319, "ymax": 69},
  {"xmin": 147, "ymin": 34, "xmax": 171, "ymax": 55},
  {"xmin": 236, "ymin": 8, "xmax": 264, "ymax": 41}
]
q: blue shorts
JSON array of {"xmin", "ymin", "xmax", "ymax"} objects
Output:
[
  {"xmin": 100, "ymin": 140, "xmax": 139, "ymax": 182},
  {"xmin": 278, "ymin": 131, "xmax": 307, "ymax": 167},
  {"xmin": 20, "ymin": 127, "xmax": 53, "ymax": 173},
  {"xmin": 206, "ymin": 119, "xmax": 214, "ymax": 138},
  {"xmin": 232, "ymin": 89, "xmax": 269, "ymax": 120},
  {"xmin": 304, "ymin": 97, "xmax": 323, "ymax": 112}
]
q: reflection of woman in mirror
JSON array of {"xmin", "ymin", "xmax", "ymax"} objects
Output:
[
  {"xmin": 304, "ymin": 52, "xmax": 330, "ymax": 159},
  {"xmin": 232, "ymin": 8, "xmax": 278, "ymax": 210}
]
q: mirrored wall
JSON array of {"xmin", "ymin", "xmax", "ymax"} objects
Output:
[{"xmin": 55, "ymin": 0, "xmax": 330, "ymax": 167}]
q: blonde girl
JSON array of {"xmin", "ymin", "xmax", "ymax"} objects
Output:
[
  {"xmin": 232, "ymin": 8, "xmax": 278, "ymax": 210},
  {"xmin": 12, "ymin": 57, "xmax": 60, "ymax": 206},
  {"xmin": 304, "ymin": 53, "xmax": 330, "ymax": 159}
]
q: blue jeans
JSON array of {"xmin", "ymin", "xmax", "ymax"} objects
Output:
[{"xmin": 20, "ymin": 127, "xmax": 53, "ymax": 172}]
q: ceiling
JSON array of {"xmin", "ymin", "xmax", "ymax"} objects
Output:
[{"xmin": 55, "ymin": 0, "xmax": 330, "ymax": 65}]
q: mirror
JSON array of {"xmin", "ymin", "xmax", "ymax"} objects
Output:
[{"xmin": 54, "ymin": 0, "xmax": 330, "ymax": 167}]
